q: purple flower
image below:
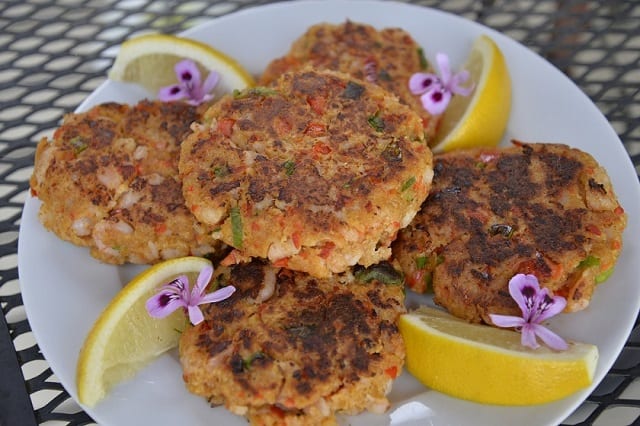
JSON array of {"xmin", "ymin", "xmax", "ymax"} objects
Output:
[
  {"xmin": 489, "ymin": 274, "xmax": 568, "ymax": 351},
  {"xmin": 408, "ymin": 53, "xmax": 474, "ymax": 115},
  {"xmin": 158, "ymin": 59, "xmax": 220, "ymax": 106},
  {"xmin": 145, "ymin": 265, "xmax": 235, "ymax": 325}
]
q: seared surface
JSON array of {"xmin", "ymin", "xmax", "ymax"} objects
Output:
[
  {"xmin": 393, "ymin": 142, "xmax": 626, "ymax": 323},
  {"xmin": 260, "ymin": 20, "xmax": 439, "ymax": 144},
  {"xmin": 179, "ymin": 259, "xmax": 406, "ymax": 425},
  {"xmin": 30, "ymin": 100, "xmax": 223, "ymax": 264},
  {"xmin": 180, "ymin": 68, "xmax": 433, "ymax": 277}
]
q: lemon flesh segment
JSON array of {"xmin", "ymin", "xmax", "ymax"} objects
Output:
[
  {"xmin": 108, "ymin": 33, "xmax": 255, "ymax": 98},
  {"xmin": 76, "ymin": 256, "xmax": 212, "ymax": 407},
  {"xmin": 399, "ymin": 307, "xmax": 598, "ymax": 405},
  {"xmin": 433, "ymin": 35, "xmax": 512, "ymax": 153}
]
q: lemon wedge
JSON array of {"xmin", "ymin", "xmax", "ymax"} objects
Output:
[
  {"xmin": 76, "ymin": 256, "xmax": 212, "ymax": 407},
  {"xmin": 433, "ymin": 35, "xmax": 511, "ymax": 152},
  {"xmin": 399, "ymin": 306, "xmax": 598, "ymax": 405},
  {"xmin": 108, "ymin": 33, "xmax": 255, "ymax": 98}
]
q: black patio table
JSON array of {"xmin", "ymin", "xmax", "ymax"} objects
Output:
[{"xmin": 1, "ymin": 1, "xmax": 638, "ymax": 425}]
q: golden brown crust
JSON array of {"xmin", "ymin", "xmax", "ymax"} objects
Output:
[
  {"xmin": 392, "ymin": 141, "xmax": 627, "ymax": 323},
  {"xmin": 260, "ymin": 20, "xmax": 439, "ymax": 143},
  {"xmin": 179, "ymin": 260, "xmax": 405, "ymax": 425},
  {"xmin": 180, "ymin": 68, "xmax": 433, "ymax": 277},
  {"xmin": 30, "ymin": 100, "xmax": 224, "ymax": 264}
]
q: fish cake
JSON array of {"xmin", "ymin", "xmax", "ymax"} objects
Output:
[
  {"xmin": 180, "ymin": 68, "xmax": 433, "ymax": 277},
  {"xmin": 30, "ymin": 100, "xmax": 223, "ymax": 264},
  {"xmin": 179, "ymin": 259, "xmax": 406, "ymax": 425},
  {"xmin": 392, "ymin": 142, "xmax": 626, "ymax": 323},
  {"xmin": 260, "ymin": 20, "xmax": 439, "ymax": 144}
]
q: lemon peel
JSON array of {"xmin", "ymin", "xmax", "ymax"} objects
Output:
[
  {"xmin": 76, "ymin": 256, "xmax": 212, "ymax": 407},
  {"xmin": 433, "ymin": 35, "xmax": 511, "ymax": 152},
  {"xmin": 399, "ymin": 306, "xmax": 598, "ymax": 405},
  {"xmin": 108, "ymin": 33, "xmax": 254, "ymax": 98}
]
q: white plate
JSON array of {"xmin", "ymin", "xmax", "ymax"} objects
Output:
[{"xmin": 19, "ymin": 1, "xmax": 640, "ymax": 425}]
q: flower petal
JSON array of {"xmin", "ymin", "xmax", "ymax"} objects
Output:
[
  {"xmin": 420, "ymin": 88, "xmax": 451, "ymax": 116},
  {"xmin": 199, "ymin": 285, "xmax": 236, "ymax": 304},
  {"xmin": 435, "ymin": 53, "xmax": 452, "ymax": 84},
  {"xmin": 191, "ymin": 266, "xmax": 214, "ymax": 301},
  {"xmin": 450, "ymin": 70, "xmax": 475, "ymax": 97},
  {"xmin": 187, "ymin": 305, "xmax": 205, "ymax": 325},
  {"xmin": 489, "ymin": 314, "xmax": 526, "ymax": 329},
  {"xmin": 533, "ymin": 288, "xmax": 567, "ymax": 323},
  {"xmin": 508, "ymin": 274, "xmax": 540, "ymax": 319},
  {"xmin": 520, "ymin": 324, "xmax": 540, "ymax": 349},
  {"xmin": 174, "ymin": 59, "xmax": 202, "ymax": 86},
  {"xmin": 408, "ymin": 72, "xmax": 439, "ymax": 95},
  {"xmin": 158, "ymin": 84, "xmax": 187, "ymax": 102},
  {"xmin": 145, "ymin": 291, "xmax": 185, "ymax": 318},
  {"xmin": 201, "ymin": 70, "xmax": 220, "ymax": 94},
  {"xmin": 532, "ymin": 323, "xmax": 569, "ymax": 351}
]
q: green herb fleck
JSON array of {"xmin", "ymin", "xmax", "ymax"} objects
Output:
[
  {"xmin": 578, "ymin": 255, "xmax": 600, "ymax": 268},
  {"xmin": 243, "ymin": 351, "xmax": 267, "ymax": 369},
  {"xmin": 382, "ymin": 140, "xmax": 402, "ymax": 162},
  {"xmin": 417, "ymin": 47, "xmax": 428, "ymax": 70},
  {"xmin": 367, "ymin": 113, "xmax": 385, "ymax": 132},
  {"xmin": 230, "ymin": 206, "xmax": 243, "ymax": 248},
  {"xmin": 378, "ymin": 69, "xmax": 392, "ymax": 81},
  {"xmin": 286, "ymin": 325, "xmax": 315, "ymax": 339},
  {"xmin": 283, "ymin": 160, "xmax": 296, "ymax": 176},
  {"xmin": 415, "ymin": 254, "xmax": 443, "ymax": 271},
  {"xmin": 213, "ymin": 164, "xmax": 230, "ymax": 178},
  {"xmin": 595, "ymin": 266, "xmax": 613, "ymax": 284},
  {"xmin": 342, "ymin": 81, "xmax": 365, "ymax": 99},
  {"xmin": 354, "ymin": 262, "xmax": 403, "ymax": 286},
  {"xmin": 401, "ymin": 176, "xmax": 416, "ymax": 192},
  {"xmin": 212, "ymin": 273, "xmax": 228, "ymax": 290},
  {"xmin": 424, "ymin": 271, "xmax": 433, "ymax": 289},
  {"xmin": 233, "ymin": 87, "xmax": 279, "ymax": 99},
  {"xmin": 69, "ymin": 137, "xmax": 88, "ymax": 155}
]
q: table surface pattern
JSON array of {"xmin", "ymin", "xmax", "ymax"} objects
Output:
[{"xmin": 1, "ymin": 0, "xmax": 639, "ymax": 425}]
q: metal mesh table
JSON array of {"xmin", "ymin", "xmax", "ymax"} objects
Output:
[{"xmin": 1, "ymin": 0, "xmax": 638, "ymax": 425}]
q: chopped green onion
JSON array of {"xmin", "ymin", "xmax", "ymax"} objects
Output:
[
  {"xmin": 230, "ymin": 206, "xmax": 243, "ymax": 248},
  {"xmin": 578, "ymin": 255, "xmax": 600, "ymax": 268},
  {"xmin": 415, "ymin": 255, "xmax": 428, "ymax": 269},
  {"xmin": 233, "ymin": 87, "xmax": 279, "ymax": 99},
  {"xmin": 401, "ymin": 176, "xmax": 416, "ymax": 192},
  {"xmin": 417, "ymin": 47, "xmax": 428, "ymax": 70},
  {"xmin": 69, "ymin": 137, "xmax": 88, "ymax": 155},
  {"xmin": 367, "ymin": 113, "xmax": 385, "ymax": 132},
  {"xmin": 595, "ymin": 266, "xmax": 613, "ymax": 284},
  {"xmin": 243, "ymin": 351, "xmax": 267, "ymax": 369},
  {"xmin": 354, "ymin": 262, "xmax": 403, "ymax": 285}
]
